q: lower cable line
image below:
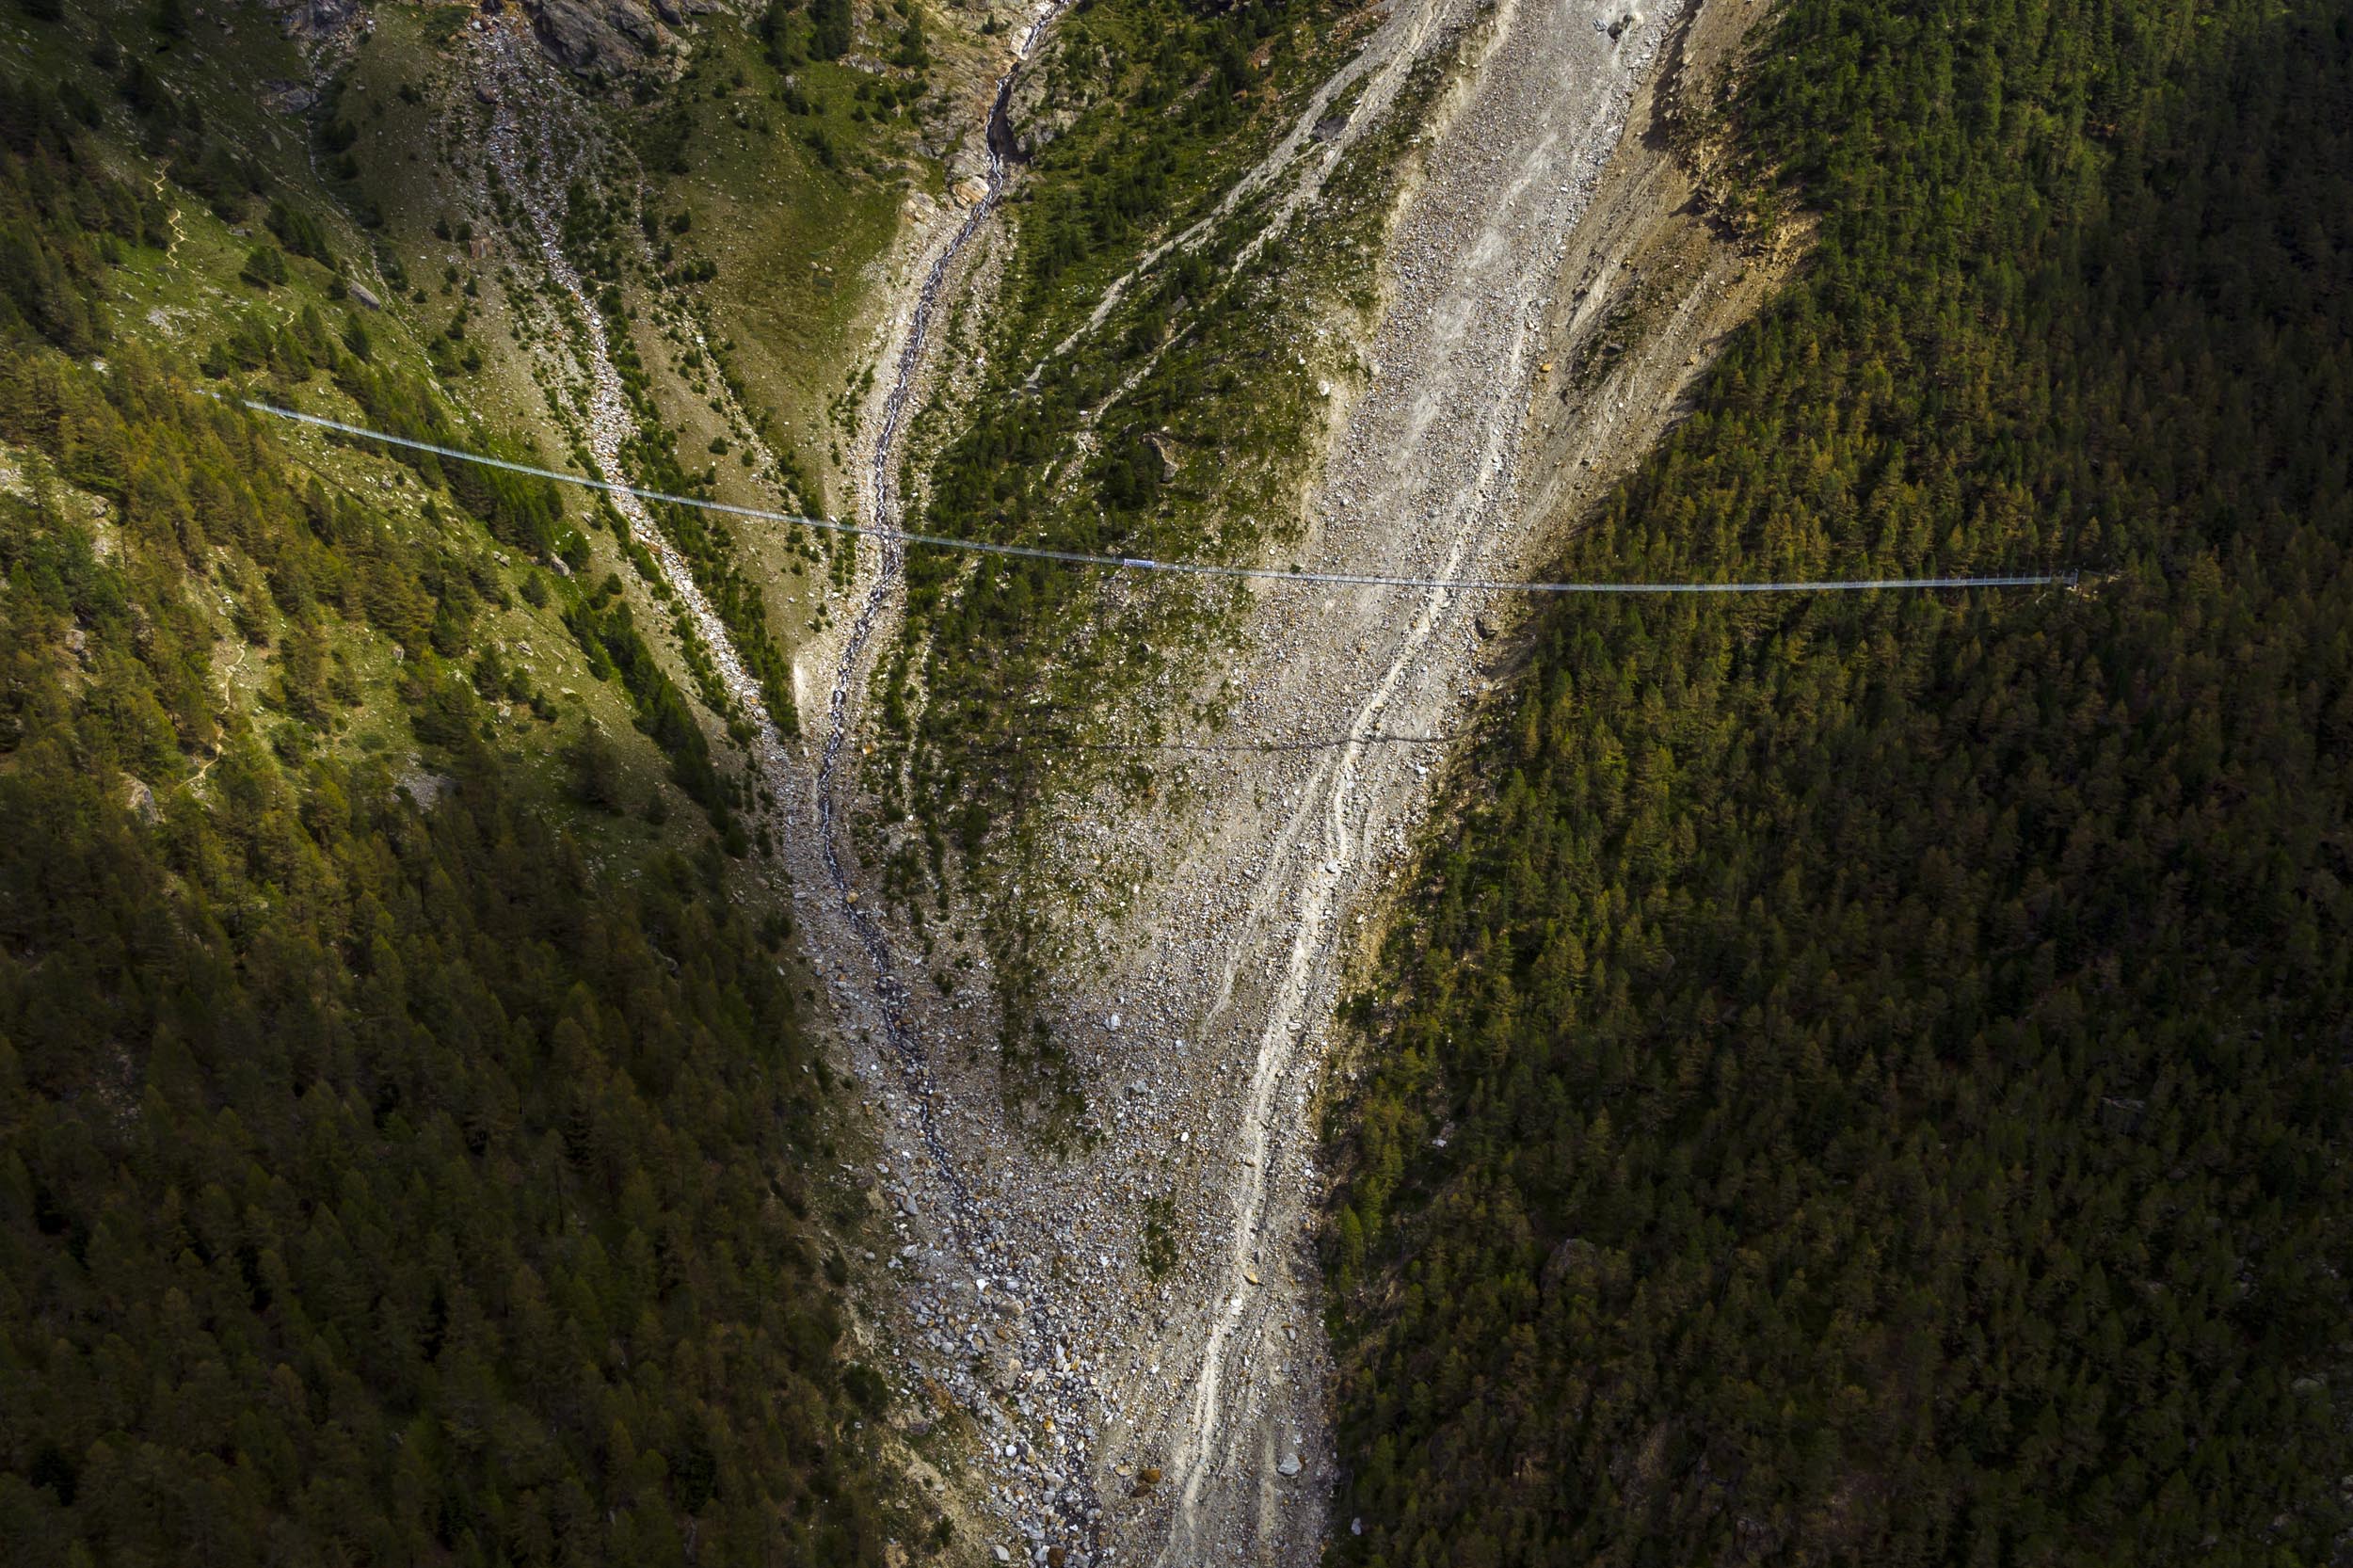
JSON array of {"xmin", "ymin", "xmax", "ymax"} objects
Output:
[{"xmin": 234, "ymin": 396, "xmax": 2074, "ymax": 596}]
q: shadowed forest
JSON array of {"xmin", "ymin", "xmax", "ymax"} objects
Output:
[
  {"xmin": 1327, "ymin": 0, "xmax": 2353, "ymax": 1560},
  {"xmin": 0, "ymin": 52, "xmax": 888, "ymax": 1568}
]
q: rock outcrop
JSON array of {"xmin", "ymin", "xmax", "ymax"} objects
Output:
[
  {"xmin": 522, "ymin": 0, "xmax": 675, "ymax": 74},
  {"xmin": 256, "ymin": 0, "xmax": 363, "ymax": 42},
  {"xmin": 1001, "ymin": 33, "xmax": 1101, "ymax": 158}
]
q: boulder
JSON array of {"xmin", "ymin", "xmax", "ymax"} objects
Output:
[
  {"xmin": 121, "ymin": 776, "xmax": 159, "ymax": 825},
  {"xmin": 262, "ymin": 80, "xmax": 319, "ymax": 115},
  {"xmin": 1540, "ymin": 1236, "xmax": 1599, "ymax": 1299},
  {"xmin": 1144, "ymin": 432, "xmax": 1179, "ymax": 482},
  {"xmin": 2099, "ymin": 1095, "xmax": 2147, "ymax": 1134}
]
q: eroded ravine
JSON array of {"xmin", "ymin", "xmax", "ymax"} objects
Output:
[
  {"xmin": 804, "ymin": 5, "xmax": 1130, "ymax": 1561},
  {"xmin": 931, "ymin": 0, "xmax": 1700, "ymax": 1561},
  {"xmin": 805, "ymin": 0, "xmax": 1712, "ymax": 1561},
  {"xmin": 795, "ymin": 0, "xmax": 1481, "ymax": 1555},
  {"xmin": 1170, "ymin": 0, "xmax": 1689, "ymax": 1550}
]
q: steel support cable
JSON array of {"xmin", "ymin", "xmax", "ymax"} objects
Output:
[
  {"xmin": 910, "ymin": 729, "xmax": 1469, "ymax": 756},
  {"xmin": 234, "ymin": 397, "xmax": 2076, "ymax": 597}
]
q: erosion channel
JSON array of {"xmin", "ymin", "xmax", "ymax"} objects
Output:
[{"xmin": 803, "ymin": 0, "xmax": 1713, "ymax": 1563}]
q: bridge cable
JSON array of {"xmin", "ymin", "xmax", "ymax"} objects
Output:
[{"xmin": 237, "ymin": 397, "xmax": 2073, "ymax": 597}]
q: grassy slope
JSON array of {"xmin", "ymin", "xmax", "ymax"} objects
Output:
[
  {"xmin": 1, "ymin": 0, "xmax": 696, "ymax": 822},
  {"xmin": 1323, "ymin": 0, "xmax": 2353, "ymax": 1561},
  {"xmin": 657, "ymin": 11, "xmax": 908, "ymax": 501},
  {"xmin": 252, "ymin": 0, "xmax": 982, "ymax": 750}
]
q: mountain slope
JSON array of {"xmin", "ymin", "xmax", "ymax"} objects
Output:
[
  {"xmin": 1325, "ymin": 0, "xmax": 2353, "ymax": 1560},
  {"xmin": 0, "ymin": 2, "xmax": 968, "ymax": 1560}
]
